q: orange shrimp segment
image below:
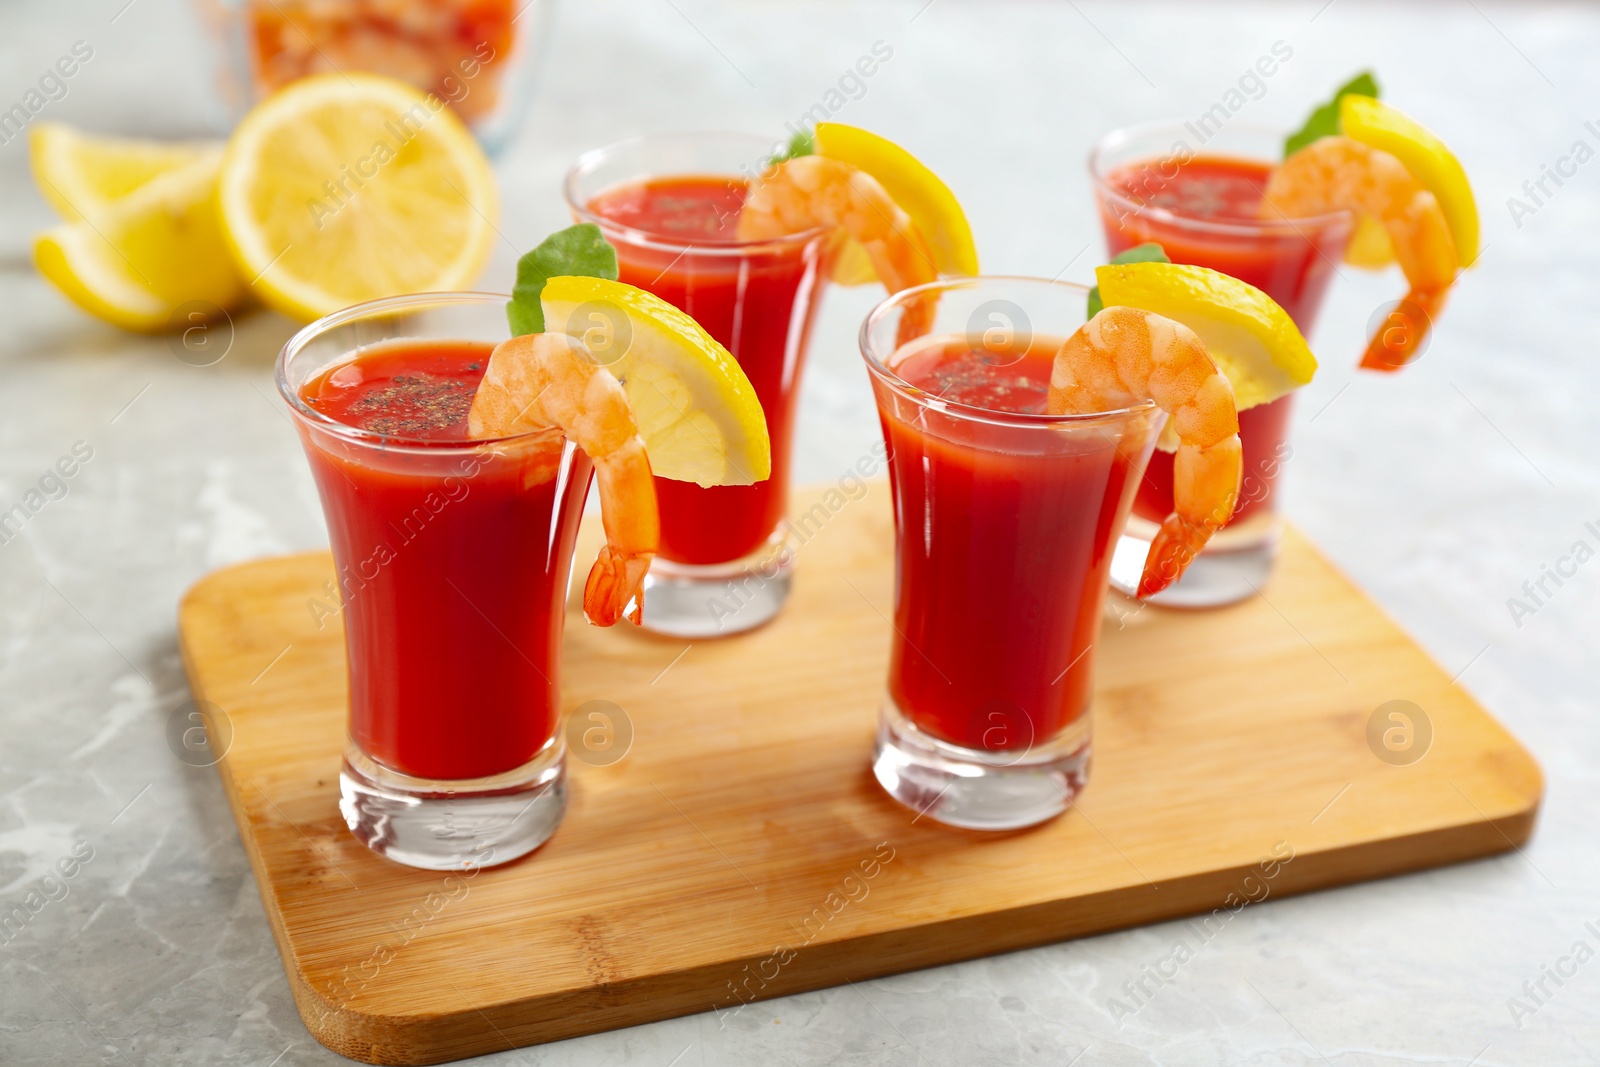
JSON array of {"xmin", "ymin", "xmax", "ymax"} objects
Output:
[
  {"xmin": 468, "ymin": 332, "xmax": 659, "ymax": 626},
  {"xmin": 1263, "ymin": 136, "xmax": 1458, "ymax": 371},
  {"xmin": 737, "ymin": 155, "xmax": 939, "ymax": 340},
  {"xmin": 1049, "ymin": 307, "xmax": 1243, "ymax": 597}
]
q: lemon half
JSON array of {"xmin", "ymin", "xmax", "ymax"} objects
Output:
[
  {"xmin": 539, "ymin": 276, "xmax": 771, "ymax": 487},
  {"xmin": 218, "ymin": 72, "xmax": 498, "ymax": 322}
]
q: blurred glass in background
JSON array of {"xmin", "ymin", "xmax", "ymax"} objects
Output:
[{"xmin": 196, "ymin": 0, "xmax": 554, "ymax": 152}]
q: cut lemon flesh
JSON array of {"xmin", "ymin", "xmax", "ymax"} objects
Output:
[
  {"xmin": 1343, "ymin": 213, "xmax": 1395, "ymax": 268},
  {"xmin": 814, "ymin": 122, "xmax": 979, "ymax": 278},
  {"xmin": 1095, "ymin": 262, "xmax": 1317, "ymax": 413},
  {"xmin": 218, "ymin": 72, "xmax": 498, "ymax": 322},
  {"xmin": 34, "ymin": 152, "xmax": 246, "ymax": 332},
  {"xmin": 826, "ymin": 238, "xmax": 880, "ymax": 286},
  {"xmin": 1340, "ymin": 95, "xmax": 1478, "ymax": 267},
  {"xmin": 539, "ymin": 276, "xmax": 771, "ymax": 487}
]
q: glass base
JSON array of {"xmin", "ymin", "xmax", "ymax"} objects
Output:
[
  {"xmin": 639, "ymin": 538, "xmax": 794, "ymax": 638},
  {"xmin": 340, "ymin": 736, "xmax": 566, "ymax": 871},
  {"xmin": 1108, "ymin": 511, "xmax": 1280, "ymax": 608},
  {"xmin": 872, "ymin": 701, "xmax": 1091, "ymax": 830}
]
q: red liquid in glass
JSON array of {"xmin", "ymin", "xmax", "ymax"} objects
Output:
[
  {"xmin": 878, "ymin": 338, "xmax": 1150, "ymax": 751},
  {"xmin": 298, "ymin": 340, "xmax": 592, "ymax": 781},
  {"xmin": 1098, "ymin": 155, "xmax": 1349, "ymax": 527},
  {"xmin": 588, "ymin": 176, "xmax": 823, "ymax": 564}
]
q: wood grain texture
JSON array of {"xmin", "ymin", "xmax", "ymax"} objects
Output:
[{"xmin": 177, "ymin": 481, "xmax": 1542, "ymax": 1065}]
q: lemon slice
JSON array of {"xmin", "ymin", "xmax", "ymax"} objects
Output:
[
  {"xmin": 30, "ymin": 123, "xmax": 220, "ymax": 221},
  {"xmin": 1340, "ymin": 95, "xmax": 1478, "ymax": 267},
  {"xmin": 34, "ymin": 152, "xmax": 246, "ymax": 332},
  {"xmin": 814, "ymin": 122, "xmax": 979, "ymax": 278},
  {"xmin": 1095, "ymin": 262, "xmax": 1317, "ymax": 412},
  {"xmin": 218, "ymin": 72, "xmax": 498, "ymax": 322},
  {"xmin": 539, "ymin": 275, "xmax": 771, "ymax": 487}
]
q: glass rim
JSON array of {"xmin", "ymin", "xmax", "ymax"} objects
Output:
[
  {"xmin": 564, "ymin": 130, "xmax": 832, "ymax": 254},
  {"xmin": 274, "ymin": 290, "xmax": 560, "ymax": 453},
  {"xmin": 858, "ymin": 275, "xmax": 1159, "ymax": 430},
  {"xmin": 1088, "ymin": 119, "xmax": 1351, "ymax": 237}
]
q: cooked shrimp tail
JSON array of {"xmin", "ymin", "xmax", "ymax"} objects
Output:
[
  {"xmin": 468, "ymin": 332, "xmax": 660, "ymax": 626},
  {"xmin": 1142, "ymin": 434, "xmax": 1244, "ymax": 597},
  {"xmin": 584, "ymin": 441, "xmax": 659, "ymax": 625},
  {"xmin": 1048, "ymin": 307, "xmax": 1242, "ymax": 597},
  {"xmin": 1264, "ymin": 136, "xmax": 1458, "ymax": 371},
  {"xmin": 585, "ymin": 544, "xmax": 651, "ymax": 627},
  {"xmin": 1359, "ymin": 286, "xmax": 1449, "ymax": 371}
]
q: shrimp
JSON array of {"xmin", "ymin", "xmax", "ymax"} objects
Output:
[
  {"xmin": 738, "ymin": 154, "xmax": 939, "ymax": 340},
  {"xmin": 468, "ymin": 332, "xmax": 659, "ymax": 627},
  {"xmin": 1263, "ymin": 136, "xmax": 1458, "ymax": 370},
  {"xmin": 1049, "ymin": 307, "xmax": 1243, "ymax": 598}
]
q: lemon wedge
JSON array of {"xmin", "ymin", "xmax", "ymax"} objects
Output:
[
  {"xmin": 539, "ymin": 276, "xmax": 771, "ymax": 487},
  {"xmin": 30, "ymin": 123, "xmax": 221, "ymax": 222},
  {"xmin": 218, "ymin": 72, "xmax": 498, "ymax": 322},
  {"xmin": 34, "ymin": 151, "xmax": 246, "ymax": 332},
  {"xmin": 1340, "ymin": 95, "xmax": 1478, "ymax": 267},
  {"xmin": 1096, "ymin": 262, "xmax": 1317, "ymax": 412},
  {"xmin": 814, "ymin": 122, "xmax": 979, "ymax": 279}
]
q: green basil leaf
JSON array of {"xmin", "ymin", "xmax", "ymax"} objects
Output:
[{"xmin": 506, "ymin": 223, "xmax": 619, "ymax": 336}]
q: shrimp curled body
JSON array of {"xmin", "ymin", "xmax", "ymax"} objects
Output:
[
  {"xmin": 1049, "ymin": 307, "xmax": 1243, "ymax": 598},
  {"xmin": 738, "ymin": 155, "xmax": 939, "ymax": 339},
  {"xmin": 1264, "ymin": 136, "xmax": 1458, "ymax": 370},
  {"xmin": 468, "ymin": 332, "xmax": 659, "ymax": 626}
]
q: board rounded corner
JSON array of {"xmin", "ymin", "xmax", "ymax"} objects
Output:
[{"xmin": 288, "ymin": 975, "xmax": 450, "ymax": 1067}]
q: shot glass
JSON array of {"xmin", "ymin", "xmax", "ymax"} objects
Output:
[
  {"xmin": 1090, "ymin": 121, "xmax": 1353, "ymax": 606},
  {"xmin": 277, "ymin": 293, "xmax": 582, "ymax": 870},
  {"xmin": 860, "ymin": 277, "xmax": 1165, "ymax": 829},
  {"xmin": 567, "ymin": 133, "xmax": 830, "ymax": 637}
]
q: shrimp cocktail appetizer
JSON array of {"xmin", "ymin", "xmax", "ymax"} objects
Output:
[
  {"xmin": 277, "ymin": 225, "xmax": 769, "ymax": 870},
  {"xmin": 862, "ymin": 265, "xmax": 1315, "ymax": 829},
  {"xmin": 1091, "ymin": 75, "xmax": 1477, "ymax": 605},
  {"xmin": 568, "ymin": 123, "xmax": 976, "ymax": 636}
]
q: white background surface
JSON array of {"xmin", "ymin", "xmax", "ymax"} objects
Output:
[{"xmin": 1, "ymin": 1, "xmax": 1597, "ymax": 1064}]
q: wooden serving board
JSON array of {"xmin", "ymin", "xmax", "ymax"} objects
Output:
[{"xmin": 178, "ymin": 482, "xmax": 1541, "ymax": 1065}]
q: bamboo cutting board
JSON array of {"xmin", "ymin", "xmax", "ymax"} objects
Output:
[{"xmin": 178, "ymin": 481, "xmax": 1540, "ymax": 1065}]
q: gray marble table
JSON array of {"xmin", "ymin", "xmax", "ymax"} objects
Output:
[{"xmin": 2, "ymin": 1, "xmax": 1597, "ymax": 1063}]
